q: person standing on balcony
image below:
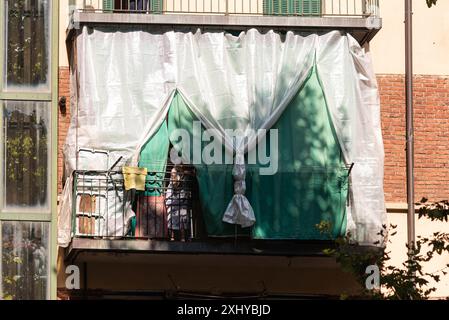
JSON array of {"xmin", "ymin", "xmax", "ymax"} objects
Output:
[{"xmin": 165, "ymin": 164, "xmax": 192, "ymax": 241}]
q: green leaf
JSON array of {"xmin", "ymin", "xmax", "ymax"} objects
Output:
[{"xmin": 13, "ymin": 257, "xmax": 22, "ymax": 264}]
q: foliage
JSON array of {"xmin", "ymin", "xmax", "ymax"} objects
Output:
[
  {"xmin": 1, "ymin": 246, "xmax": 23, "ymax": 300},
  {"xmin": 6, "ymin": 0, "xmax": 48, "ymax": 86},
  {"xmin": 4, "ymin": 108, "xmax": 48, "ymax": 207},
  {"xmin": 1, "ymin": 227, "xmax": 48, "ymax": 300},
  {"xmin": 417, "ymin": 198, "xmax": 449, "ymax": 259},
  {"xmin": 7, "ymin": 134, "xmax": 38, "ymax": 181},
  {"xmin": 318, "ymin": 0, "xmax": 442, "ymax": 301},
  {"xmin": 426, "ymin": 0, "xmax": 438, "ymax": 8},
  {"xmin": 319, "ymin": 198, "xmax": 449, "ymax": 299}
]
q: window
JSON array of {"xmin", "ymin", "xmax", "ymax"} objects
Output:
[
  {"xmin": 0, "ymin": 0, "xmax": 55, "ymax": 300},
  {"xmin": 0, "ymin": 221, "xmax": 49, "ymax": 300},
  {"xmin": 2, "ymin": 101, "xmax": 51, "ymax": 210},
  {"xmin": 263, "ymin": 0, "xmax": 322, "ymax": 15},
  {"xmin": 3, "ymin": 0, "xmax": 51, "ymax": 91},
  {"xmin": 105, "ymin": 0, "xmax": 163, "ymax": 12}
]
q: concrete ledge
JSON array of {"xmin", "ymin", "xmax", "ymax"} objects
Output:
[
  {"xmin": 386, "ymin": 202, "xmax": 408, "ymax": 213},
  {"xmin": 386, "ymin": 202, "xmax": 425, "ymax": 214},
  {"xmin": 66, "ymin": 237, "xmax": 333, "ymax": 262},
  {"xmin": 69, "ymin": 12, "xmax": 381, "ymax": 44},
  {"xmin": 65, "ymin": 237, "xmax": 382, "ymax": 264},
  {"xmin": 73, "ymin": 11, "xmax": 381, "ymax": 28}
]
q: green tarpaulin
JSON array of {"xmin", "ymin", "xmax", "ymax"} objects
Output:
[
  {"xmin": 139, "ymin": 67, "xmax": 348, "ymax": 239},
  {"xmin": 139, "ymin": 121, "xmax": 169, "ymax": 196},
  {"xmin": 248, "ymin": 68, "xmax": 348, "ymax": 239}
]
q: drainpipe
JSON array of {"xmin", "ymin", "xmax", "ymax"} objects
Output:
[{"xmin": 405, "ymin": 0, "xmax": 415, "ymax": 248}]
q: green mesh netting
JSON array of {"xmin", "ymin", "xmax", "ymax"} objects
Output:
[{"xmin": 139, "ymin": 67, "xmax": 348, "ymax": 239}]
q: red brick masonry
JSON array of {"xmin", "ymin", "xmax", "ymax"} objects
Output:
[
  {"xmin": 58, "ymin": 67, "xmax": 70, "ymax": 194},
  {"xmin": 379, "ymin": 74, "xmax": 449, "ymax": 204},
  {"xmin": 58, "ymin": 67, "xmax": 449, "ymax": 204}
]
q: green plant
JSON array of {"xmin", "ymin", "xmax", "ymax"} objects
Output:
[
  {"xmin": 1, "ymin": 240, "xmax": 23, "ymax": 300},
  {"xmin": 319, "ymin": 199, "xmax": 449, "ymax": 299},
  {"xmin": 6, "ymin": 0, "xmax": 48, "ymax": 86},
  {"xmin": 426, "ymin": 0, "xmax": 438, "ymax": 8},
  {"xmin": 4, "ymin": 108, "xmax": 48, "ymax": 207},
  {"xmin": 1, "ymin": 230, "xmax": 48, "ymax": 300}
]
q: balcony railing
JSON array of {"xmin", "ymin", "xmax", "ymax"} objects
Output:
[
  {"xmin": 71, "ymin": 163, "xmax": 353, "ymax": 245},
  {"xmin": 72, "ymin": 0, "xmax": 380, "ymax": 18},
  {"xmin": 71, "ymin": 165, "xmax": 202, "ymax": 241}
]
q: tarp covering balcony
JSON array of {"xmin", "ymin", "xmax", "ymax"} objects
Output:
[
  {"xmin": 164, "ymin": 80, "xmax": 348, "ymax": 240},
  {"xmin": 58, "ymin": 26, "xmax": 386, "ymax": 247}
]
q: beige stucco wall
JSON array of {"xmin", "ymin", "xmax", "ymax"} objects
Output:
[
  {"xmin": 59, "ymin": 1, "xmax": 101, "ymax": 66},
  {"xmin": 59, "ymin": 0, "xmax": 70, "ymax": 67},
  {"xmin": 387, "ymin": 212, "xmax": 449, "ymax": 298},
  {"xmin": 371, "ymin": 0, "xmax": 449, "ymax": 75}
]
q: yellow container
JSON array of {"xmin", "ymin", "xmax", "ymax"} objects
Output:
[{"xmin": 122, "ymin": 167, "xmax": 148, "ymax": 191}]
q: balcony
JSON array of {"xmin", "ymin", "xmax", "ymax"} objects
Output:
[
  {"xmin": 68, "ymin": 0, "xmax": 381, "ymax": 45},
  {"xmin": 65, "ymin": 163, "xmax": 354, "ymax": 263}
]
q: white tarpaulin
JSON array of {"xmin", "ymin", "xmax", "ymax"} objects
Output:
[{"xmin": 59, "ymin": 26, "xmax": 386, "ymax": 247}]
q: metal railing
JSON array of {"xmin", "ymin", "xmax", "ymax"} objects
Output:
[
  {"xmin": 73, "ymin": 0, "xmax": 380, "ymax": 18},
  {"xmin": 71, "ymin": 164, "xmax": 200, "ymax": 241},
  {"xmin": 70, "ymin": 163, "xmax": 353, "ymax": 242}
]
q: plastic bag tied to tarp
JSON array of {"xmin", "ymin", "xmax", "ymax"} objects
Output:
[{"xmin": 222, "ymin": 138, "xmax": 256, "ymax": 228}]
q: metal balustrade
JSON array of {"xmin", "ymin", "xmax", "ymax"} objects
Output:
[
  {"xmin": 72, "ymin": 0, "xmax": 380, "ymax": 18},
  {"xmin": 70, "ymin": 163, "xmax": 352, "ymax": 243},
  {"xmin": 71, "ymin": 164, "xmax": 200, "ymax": 241}
]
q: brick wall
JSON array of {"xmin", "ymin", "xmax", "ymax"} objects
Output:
[
  {"xmin": 58, "ymin": 67, "xmax": 70, "ymax": 194},
  {"xmin": 56, "ymin": 70, "xmax": 449, "ymax": 204},
  {"xmin": 379, "ymin": 74, "xmax": 449, "ymax": 204}
]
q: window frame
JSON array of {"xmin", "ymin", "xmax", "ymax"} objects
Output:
[
  {"xmin": 0, "ymin": 0, "xmax": 58, "ymax": 300},
  {"xmin": 106, "ymin": 0, "xmax": 163, "ymax": 12},
  {"xmin": 2, "ymin": 100, "xmax": 52, "ymax": 213},
  {"xmin": 1, "ymin": 0, "xmax": 52, "ymax": 93},
  {"xmin": 0, "ymin": 220, "xmax": 51, "ymax": 300}
]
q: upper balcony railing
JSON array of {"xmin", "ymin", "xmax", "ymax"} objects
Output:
[{"xmin": 71, "ymin": 0, "xmax": 380, "ymax": 18}]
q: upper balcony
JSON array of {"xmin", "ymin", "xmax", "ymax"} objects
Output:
[{"xmin": 68, "ymin": 0, "xmax": 382, "ymax": 45}]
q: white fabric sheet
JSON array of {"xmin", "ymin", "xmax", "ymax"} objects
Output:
[
  {"xmin": 316, "ymin": 32, "xmax": 387, "ymax": 245},
  {"xmin": 59, "ymin": 26, "xmax": 386, "ymax": 247}
]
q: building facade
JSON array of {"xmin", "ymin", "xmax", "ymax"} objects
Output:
[
  {"xmin": 1, "ymin": 0, "xmax": 448, "ymax": 300},
  {"xmin": 55, "ymin": 0, "xmax": 385, "ymax": 300}
]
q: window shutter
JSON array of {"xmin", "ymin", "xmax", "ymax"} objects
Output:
[
  {"xmin": 263, "ymin": 0, "xmax": 282, "ymax": 15},
  {"xmin": 150, "ymin": 0, "xmax": 163, "ymax": 14},
  {"xmin": 102, "ymin": 0, "xmax": 113, "ymax": 11},
  {"xmin": 300, "ymin": 0, "xmax": 321, "ymax": 15},
  {"xmin": 279, "ymin": 0, "xmax": 288, "ymax": 15},
  {"xmin": 264, "ymin": 0, "xmax": 321, "ymax": 15},
  {"xmin": 263, "ymin": 0, "xmax": 272, "ymax": 14}
]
